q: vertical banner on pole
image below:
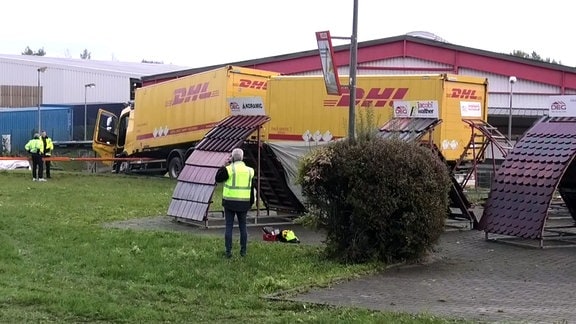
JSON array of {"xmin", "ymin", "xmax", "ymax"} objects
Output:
[{"xmin": 315, "ymin": 31, "xmax": 342, "ymax": 95}]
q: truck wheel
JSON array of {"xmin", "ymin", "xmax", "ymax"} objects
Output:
[{"xmin": 168, "ymin": 156, "xmax": 183, "ymax": 179}]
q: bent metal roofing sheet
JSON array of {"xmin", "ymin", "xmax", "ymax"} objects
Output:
[
  {"xmin": 377, "ymin": 117, "xmax": 442, "ymax": 142},
  {"xmin": 167, "ymin": 115, "xmax": 270, "ymax": 222},
  {"xmin": 479, "ymin": 117, "xmax": 576, "ymax": 239}
]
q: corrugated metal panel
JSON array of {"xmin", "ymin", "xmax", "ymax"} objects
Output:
[
  {"xmin": 168, "ymin": 115, "xmax": 271, "ymax": 222},
  {"xmin": 488, "ymin": 107, "xmax": 548, "ymax": 116},
  {"xmin": 0, "ymin": 107, "xmax": 71, "ymax": 154},
  {"xmin": 479, "ymin": 117, "xmax": 576, "ymax": 239},
  {"xmin": 378, "ymin": 118, "xmax": 441, "ymax": 142}
]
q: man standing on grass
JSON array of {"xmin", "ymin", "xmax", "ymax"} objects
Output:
[
  {"xmin": 215, "ymin": 148, "xmax": 255, "ymax": 259},
  {"xmin": 40, "ymin": 130, "xmax": 54, "ymax": 178},
  {"xmin": 24, "ymin": 133, "xmax": 45, "ymax": 182}
]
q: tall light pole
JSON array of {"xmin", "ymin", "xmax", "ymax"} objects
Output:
[
  {"xmin": 348, "ymin": 0, "xmax": 359, "ymax": 143},
  {"xmin": 84, "ymin": 83, "xmax": 96, "ymax": 140},
  {"xmin": 508, "ymin": 76, "xmax": 517, "ymax": 141},
  {"xmin": 37, "ymin": 67, "xmax": 47, "ymax": 133}
]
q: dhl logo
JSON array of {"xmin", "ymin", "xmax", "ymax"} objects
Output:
[
  {"xmin": 450, "ymin": 88, "xmax": 480, "ymax": 100},
  {"xmin": 323, "ymin": 87, "xmax": 408, "ymax": 107},
  {"xmin": 166, "ymin": 82, "xmax": 218, "ymax": 107},
  {"xmin": 237, "ymin": 78, "xmax": 268, "ymax": 90}
]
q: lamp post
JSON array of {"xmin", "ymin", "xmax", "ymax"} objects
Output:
[
  {"xmin": 84, "ymin": 83, "xmax": 96, "ymax": 140},
  {"xmin": 37, "ymin": 67, "xmax": 47, "ymax": 133},
  {"xmin": 348, "ymin": 0, "xmax": 359, "ymax": 143},
  {"xmin": 508, "ymin": 76, "xmax": 517, "ymax": 141}
]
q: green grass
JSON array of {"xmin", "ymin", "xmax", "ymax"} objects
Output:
[{"xmin": 0, "ymin": 171, "xmax": 465, "ymax": 323}]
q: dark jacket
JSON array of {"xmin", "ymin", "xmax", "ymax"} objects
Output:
[{"xmin": 215, "ymin": 164, "xmax": 256, "ymax": 212}]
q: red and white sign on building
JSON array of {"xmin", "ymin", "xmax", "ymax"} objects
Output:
[
  {"xmin": 315, "ymin": 31, "xmax": 342, "ymax": 96},
  {"xmin": 548, "ymin": 95, "xmax": 576, "ymax": 117}
]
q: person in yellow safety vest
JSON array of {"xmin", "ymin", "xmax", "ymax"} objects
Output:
[
  {"xmin": 24, "ymin": 133, "xmax": 45, "ymax": 182},
  {"xmin": 40, "ymin": 130, "xmax": 54, "ymax": 178},
  {"xmin": 215, "ymin": 148, "xmax": 255, "ymax": 259}
]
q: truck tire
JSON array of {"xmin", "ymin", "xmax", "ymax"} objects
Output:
[{"xmin": 168, "ymin": 156, "xmax": 183, "ymax": 179}]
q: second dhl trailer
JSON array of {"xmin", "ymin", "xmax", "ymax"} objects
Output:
[{"xmin": 263, "ymin": 73, "xmax": 489, "ymax": 162}]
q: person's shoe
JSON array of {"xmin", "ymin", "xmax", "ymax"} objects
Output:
[
  {"xmin": 224, "ymin": 252, "xmax": 232, "ymax": 259},
  {"xmin": 38, "ymin": 178, "xmax": 47, "ymax": 182},
  {"xmin": 46, "ymin": 176, "xmax": 51, "ymax": 179},
  {"xmin": 32, "ymin": 178, "xmax": 38, "ymax": 181}
]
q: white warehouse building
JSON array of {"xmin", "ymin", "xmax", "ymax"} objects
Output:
[{"xmin": 0, "ymin": 54, "xmax": 191, "ymax": 106}]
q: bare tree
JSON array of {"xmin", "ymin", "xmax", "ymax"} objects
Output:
[
  {"xmin": 22, "ymin": 46, "xmax": 46, "ymax": 56},
  {"xmin": 80, "ymin": 49, "xmax": 91, "ymax": 60}
]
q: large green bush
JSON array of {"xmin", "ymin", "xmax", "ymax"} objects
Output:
[{"xmin": 297, "ymin": 137, "xmax": 451, "ymax": 264}]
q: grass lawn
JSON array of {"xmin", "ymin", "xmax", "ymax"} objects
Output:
[{"xmin": 0, "ymin": 171, "xmax": 465, "ymax": 323}]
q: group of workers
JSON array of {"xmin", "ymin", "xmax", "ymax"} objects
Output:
[{"xmin": 24, "ymin": 130, "xmax": 54, "ymax": 181}]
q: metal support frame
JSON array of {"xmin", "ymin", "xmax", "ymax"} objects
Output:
[{"xmin": 455, "ymin": 119, "xmax": 514, "ymax": 189}]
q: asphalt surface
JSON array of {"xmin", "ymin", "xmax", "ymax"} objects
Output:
[{"xmin": 107, "ymin": 213, "xmax": 576, "ymax": 323}]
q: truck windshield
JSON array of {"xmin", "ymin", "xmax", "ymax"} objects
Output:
[{"xmin": 97, "ymin": 113, "xmax": 117, "ymax": 145}]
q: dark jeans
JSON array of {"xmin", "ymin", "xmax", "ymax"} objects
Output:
[
  {"xmin": 31, "ymin": 154, "xmax": 43, "ymax": 179},
  {"xmin": 44, "ymin": 158, "xmax": 51, "ymax": 178},
  {"xmin": 224, "ymin": 209, "xmax": 248, "ymax": 257}
]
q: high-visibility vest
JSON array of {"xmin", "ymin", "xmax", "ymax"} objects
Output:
[
  {"xmin": 43, "ymin": 137, "xmax": 54, "ymax": 156},
  {"xmin": 24, "ymin": 138, "xmax": 44, "ymax": 154},
  {"xmin": 282, "ymin": 230, "xmax": 298, "ymax": 242},
  {"xmin": 223, "ymin": 161, "xmax": 254, "ymax": 202}
]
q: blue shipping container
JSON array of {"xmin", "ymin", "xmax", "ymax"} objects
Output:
[
  {"xmin": 44, "ymin": 103, "xmax": 124, "ymax": 141},
  {"xmin": 0, "ymin": 106, "xmax": 72, "ymax": 155}
]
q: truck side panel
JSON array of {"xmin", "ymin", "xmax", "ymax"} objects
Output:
[
  {"xmin": 124, "ymin": 66, "xmax": 278, "ymax": 156},
  {"xmin": 265, "ymin": 74, "xmax": 488, "ymax": 162},
  {"xmin": 441, "ymin": 76, "xmax": 489, "ymax": 161},
  {"xmin": 265, "ymin": 75, "xmax": 441, "ymax": 140}
]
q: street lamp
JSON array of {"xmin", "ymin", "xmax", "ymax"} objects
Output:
[
  {"xmin": 508, "ymin": 76, "xmax": 517, "ymax": 141},
  {"xmin": 37, "ymin": 67, "xmax": 47, "ymax": 133},
  {"xmin": 84, "ymin": 83, "xmax": 96, "ymax": 140}
]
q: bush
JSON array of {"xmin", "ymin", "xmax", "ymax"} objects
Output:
[{"xmin": 297, "ymin": 137, "xmax": 451, "ymax": 264}]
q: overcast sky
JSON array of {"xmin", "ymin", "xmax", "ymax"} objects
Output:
[{"xmin": 1, "ymin": 0, "xmax": 573, "ymax": 68}]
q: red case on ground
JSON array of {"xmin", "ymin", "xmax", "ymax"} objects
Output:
[{"xmin": 262, "ymin": 233, "xmax": 277, "ymax": 241}]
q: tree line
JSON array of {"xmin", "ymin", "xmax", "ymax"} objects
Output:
[{"xmin": 21, "ymin": 46, "xmax": 162, "ymax": 63}]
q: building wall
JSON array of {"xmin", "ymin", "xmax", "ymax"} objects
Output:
[{"xmin": 0, "ymin": 60, "xmax": 131, "ymax": 106}]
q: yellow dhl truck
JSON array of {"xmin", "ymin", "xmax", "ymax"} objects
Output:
[
  {"xmin": 92, "ymin": 65, "xmax": 279, "ymax": 178},
  {"xmin": 263, "ymin": 73, "xmax": 488, "ymax": 162},
  {"xmin": 93, "ymin": 67, "xmax": 488, "ymax": 179}
]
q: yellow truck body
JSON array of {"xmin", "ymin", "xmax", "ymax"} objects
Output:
[
  {"xmin": 264, "ymin": 74, "xmax": 489, "ymax": 161},
  {"xmin": 92, "ymin": 65, "xmax": 279, "ymax": 177}
]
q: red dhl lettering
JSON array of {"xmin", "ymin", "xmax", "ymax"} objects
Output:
[
  {"xmin": 323, "ymin": 87, "xmax": 408, "ymax": 107},
  {"xmin": 238, "ymin": 79, "xmax": 268, "ymax": 90},
  {"xmin": 450, "ymin": 88, "xmax": 479, "ymax": 100},
  {"xmin": 167, "ymin": 82, "xmax": 217, "ymax": 106}
]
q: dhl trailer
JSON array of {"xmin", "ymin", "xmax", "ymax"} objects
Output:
[
  {"xmin": 264, "ymin": 74, "xmax": 488, "ymax": 162},
  {"xmin": 93, "ymin": 66, "xmax": 488, "ymax": 179},
  {"xmin": 92, "ymin": 65, "xmax": 279, "ymax": 178}
]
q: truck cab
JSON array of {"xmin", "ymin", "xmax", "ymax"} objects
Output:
[{"xmin": 92, "ymin": 104, "xmax": 132, "ymax": 169}]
